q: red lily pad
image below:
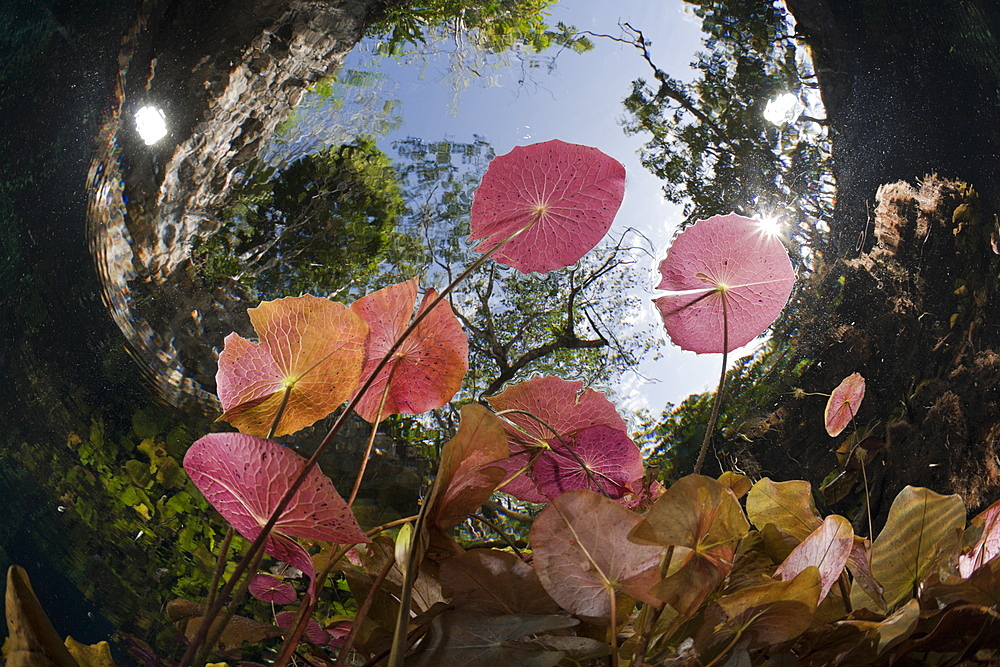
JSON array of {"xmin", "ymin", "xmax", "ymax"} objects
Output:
[
  {"xmin": 469, "ymin": 140, "xmax": 626, "ymax": 274},
  {"xmin": 533, "ymin": 425, "xmax": 643, "ymax": 499},
  {"xmin": 654, "ymin": 214, "xmax": 795, "ymax": 354},
  {"xmin": 275, "ymin": 612, "xmax": 328, "ymax": 645},
  {"xmin": 216, "ymin": 295, "xmax": 368, "ymax": 436},
  {"xmin": 486, "ymin": 376, "xmax": 629, "ymax": 503},
  {"xmin": 350, "ymin": 277, "xmax": 468, "ymax": 423},
  {"xmin": 248, "ymin": 573, "xmax": 297, "ymax": 604},
  {"xmin": 825, "ymin": 372, "xmax": 866, "ymax": 437},
  {"xmin": 531, "ymin": 489, "xmax": 664, "ymax": 622},
  {"xmin": 183, "ymin": 433, "xmax": 368, "ymax": 587}
]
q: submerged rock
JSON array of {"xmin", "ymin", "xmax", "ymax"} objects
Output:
[{"xmin": 736, "ymin": 176, "xmax": 1000, "ymax": 527}]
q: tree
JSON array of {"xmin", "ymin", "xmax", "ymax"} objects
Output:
[
  {"xmin": 618, "ymin": 5, "xmax": 833, "ymax": 266},
  {"xmin": 369, "ymin": 0, "xmax": 593, "ymax": 91},
  {"xmin": 193, "ymin": 138, "xmax": 424, "ymax": 302}
]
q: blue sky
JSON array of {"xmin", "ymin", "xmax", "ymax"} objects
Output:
[{"xmin": 279, "ymin": 1, "xmax": 763, "ymax": 417}]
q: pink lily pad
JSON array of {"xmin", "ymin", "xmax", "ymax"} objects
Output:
[
  {"xmin": 533, "ymin": 425, "xmax": 643, "ymax": 500},
  {"xmin": 275, "ymin": 612, "xmax": 328, "ymax": 645},
  {"xmin": 184, "ymin": 433, "xmax": 368, "ymax": 588},
  {"xmin": 469, "ymin": 139, "xmax": 626, "ymax": 274},
  {"xmin": 531, "ymin": 489, "xmax": 664, "ymax": 622},
  {"xmin": 248, "ymin": 574, "xmax": 297, "ymax": 604},
  {"xmin": 216, "ymin": 295, "xmax": 368, "ymax": 436},
  {"xmin": 654, "ymin": 214, "xmax": 795, "ymax": 354},
  {"xmin": 960, "ymin": 498, "xmax": 1000, "ymax": 577},
  {"xmin": 774, "ymin": 514, "xmax": 854, "ymax": 599},
  {"xmin": 825, "ymin": 373, "xmax": 866, "ymax": 437},
  {"xmin": 486, "ymin": 376, "xmax": 629, "ymax": 503},
  {"xmin": 350, "ymin": 277, "xmax": 468, "ymax": 423}
]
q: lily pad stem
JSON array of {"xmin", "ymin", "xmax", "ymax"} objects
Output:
[{"xmin": 694, "ymin": 294, "xmax": 729, "ymax": 475}]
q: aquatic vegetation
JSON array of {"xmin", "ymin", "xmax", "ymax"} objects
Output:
[
  {"xmin": 150, "ymin": 138, "xmax": 1000, "ymax": 667},
  {"xmin": 654, "ymin": 212, "xmax": 796, "ymax": 473},
  {"xmin": 349, "ymin": 276, "xmax": 468, "ymax": 423},
  {"xmin": 653, "ymin": 213, "xmax": 795, "ymax": 355},
  {"xmin": 183, "ymin": 433, "xmax": 368, "ymax": 590},
  {"xmin": 825, "ymin": 372, "xmax": 866, "ymax": 437},
  {"xmin": 469, "ymin": 138, "xmax": 626, "ymax": 273},
  {"xmin": 216, "ymin": 296, "xmax": 368, "ymax": 437}
]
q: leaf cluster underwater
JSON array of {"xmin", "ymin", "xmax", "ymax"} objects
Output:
[{"xmin": 15, "ymin": 139, "xmax": 1000, "ymax": 667}]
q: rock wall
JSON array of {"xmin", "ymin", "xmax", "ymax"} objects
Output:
[
  {"xmin": 87, "ymin": 0, "xmax": 386, "ymax": 407},
  {"xmin": 736, "ymin": 176, "xmax": 1000, "ymax": 529}
]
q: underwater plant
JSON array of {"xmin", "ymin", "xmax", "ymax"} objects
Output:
[
  {"xmin": 653, "ymin": 212, "xmax": 795, "ymax": 473},
  {"xmin": 155, "ymin": 138, "xmax": 1000, "ymax": 667}
]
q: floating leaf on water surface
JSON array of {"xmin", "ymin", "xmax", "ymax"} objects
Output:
[
  {"xmin": 407, "ymin": 611, "xmax": 578, "ymax": 667},
  {"xmin": 825, "ymin": 372, "xmax": 866, "ymax": 437},
  {"xmin": 440, "ymin": 549, "xmax": 559, "ymax": 616},
  {"xmin": 486, "ymin": 376, "xmax": 629, "ymax": 503},
  {"xmin": 469, "ymin": 139, "xmax": 626, "ymax": 274},
  {"xmin": 248, "ymin": 573, "xmax": 297, "ymax": 604},
  {"xmin": 531, "ymin": 489, "xmax": 663, "ymax": 622},
  {"xmin": 183, "ymin": 433, "xmax": 367, "ymax": 586},
  {"xmin": 216, "ymin": 295, "xmax": 368, "ymax": 436},
  {"xmin": 350, "ymin": 277, "xmax": 468, "ymax": 423},
  {"xmin": 653, "ymin": 213, "xmax": 795, "ymax": 354},
  {"xmin": 851, "ymin": 485, "xmax": 965, "ymax": 611},
  {"xmin": 746, "ymin": 478, "xmax": 822, "ymax": 543},
  {"xmin": 774, "ymin": 515, "xmax": 853, "ymax": 599}
]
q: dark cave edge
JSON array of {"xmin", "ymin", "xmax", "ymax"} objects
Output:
[{"xmin": 723, "ymin": 0, "xmax": 1000, "ymax": 532}]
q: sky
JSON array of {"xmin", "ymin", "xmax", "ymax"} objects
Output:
[{"xmin": 280, "ymin": 0, "xmax": 766, "ymax": 417}]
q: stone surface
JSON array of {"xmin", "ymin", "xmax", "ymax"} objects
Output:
[{"xmin": 87, "ymin": 0, "xmax": 383, "ymax": 407}]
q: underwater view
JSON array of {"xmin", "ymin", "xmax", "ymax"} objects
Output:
[{"xmin": 2, "ymin": 0, "xmax": 1000, "ymax": 664}]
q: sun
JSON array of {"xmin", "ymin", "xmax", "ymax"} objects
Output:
[{"xmin": 755, "ymin": 215, "xmax": 783, "ymax": 238}]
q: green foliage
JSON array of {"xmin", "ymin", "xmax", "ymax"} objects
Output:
[
  {"xmin": 268, "ymin": 68, "xmax": 404, "ymax": 165},
  {"xmin": 621, "ymin": 1, "xmax": 833, "ymax": 261},
  {"xmin": 193, "ymin": 138, "xmax": 423, "ymax": 301},
  {"xmin": 370, "ymin": 0, "xmax": 592, "ymax": 58},
  {"xmin": 648, "ymin": 339, "xmax": 808, "ymax": 477},
  {"xmin": 367, "ymin": 0, "xmax": 591, "ymax": 107}
]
